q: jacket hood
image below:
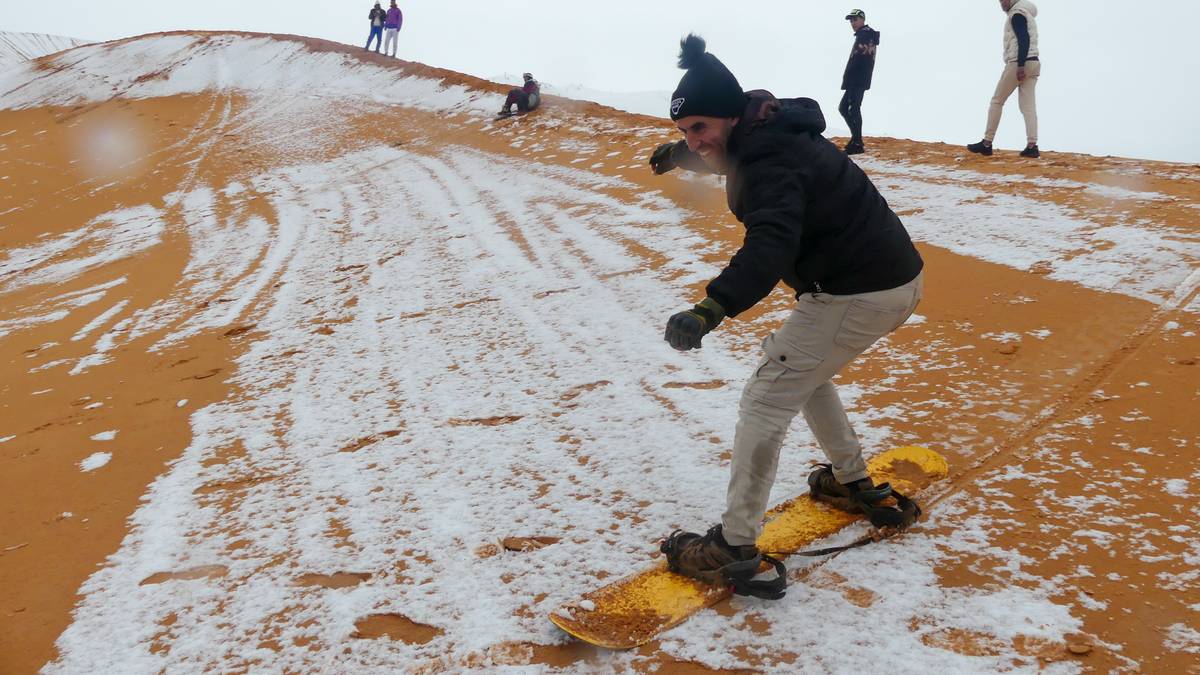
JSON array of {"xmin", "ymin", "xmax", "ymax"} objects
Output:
[{"xmin": 735, "ymin": 90, "xmax": 826, "ymax": 138}]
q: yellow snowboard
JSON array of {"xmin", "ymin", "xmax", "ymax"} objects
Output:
[{"xmin": 549, "ymin": 445, "xmax": 948, "ymax": 649}]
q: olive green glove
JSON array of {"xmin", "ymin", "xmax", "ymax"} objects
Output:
[{"xmin": 664, "ymin": 298, "xmax": 726, "ymax": 351}]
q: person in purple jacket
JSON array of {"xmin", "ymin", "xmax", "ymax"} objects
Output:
[
  {"xmin": 383, "ymin": 1, "xmax": 403, "ymax": 58},
  {"xmin": 365, "ymin": 2, "xmax": 385, "ymax": 53}
]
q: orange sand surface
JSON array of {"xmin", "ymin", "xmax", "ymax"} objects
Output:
[{"xmin": 2, "ymin": 31, "xmax": 1198, "ymax": 673}]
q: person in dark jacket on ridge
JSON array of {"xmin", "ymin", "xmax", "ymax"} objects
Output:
[
  {"xmin": 498, "ymin": 73, "xmax": 541, "ymax": 115},
  {"xmin": 649, "ymin": 35, "xmax": 925, "ymax": 584},
  {"xmin": 839, "ymin": 9, "xmax": 880, "ymax": 155},
  {"xmin": 365, "ymin": 2, "xmax": 386, "ymax": 53}
]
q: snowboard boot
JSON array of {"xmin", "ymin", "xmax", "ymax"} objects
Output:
[
  {"xmin": 967, "ymin": 139, "xmax": 993, "ymax": 156},
  {"xmin": 1020, "ymin": 144, "xmax": 1040, "ymax": 158},
  {"xmin": 844, "ymin": 139, "xmax": 865, "ymax": 155},
  {"xmin": 807, "ymin": 464, "xmax": 921, "ymax": 529},
  {"xmin": 661, "ymin": 525, "xmax": 786, "ymax": 599}
]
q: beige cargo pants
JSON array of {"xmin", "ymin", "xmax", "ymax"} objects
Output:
[
  {"xmin": 721, "ymin": 272, "xmax": 923, "ymax": 546},
  {"xmin": 984, "ymin": 60, "xmax": 1041, "ymax": 145}
]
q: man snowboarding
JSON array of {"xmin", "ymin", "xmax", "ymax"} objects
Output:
[
  {"xmin": 967, "ymin": 0, "xmax": 1041, "ymax": 158},
  {"xmin": 383, "ymin": 1, "xmax": 403, "ymax": 58},
  {"xmin": 498, "ymin": 73, "xmax": 541, "ymax": 115},
  {"xmin": 365, "ymin": 2, "xmax": 386, "ymax": 53},
  {"xmin": 649, "ymin": 34, "xmax": 924, "ymax": 589},
  {"xmin": 839, "ymin": 9, "xmax": 880, "ymax": 155}
]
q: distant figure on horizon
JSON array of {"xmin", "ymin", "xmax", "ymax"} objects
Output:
[
  {"xmin": 968, "ymin": 0, "xmax": 1041, "ymax": 158},
  {"xmin": 498, "ymin": 73, "xmax": 540, "ymax": 116},
  {"xmin": 365, "ymin": 2, "xmax": 386, "ymax": 53},
  {"xmin": 383, "ymin": 1, "xmax": 403, "ymax": 58},
  {"xmin": 839, "ymin": 9, "xmax": 879, "ymax": 156}
]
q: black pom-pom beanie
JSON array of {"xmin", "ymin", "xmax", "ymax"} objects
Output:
[{"xmin": 669, "ymin": 34, "xmax": 744, "ymax": 120}]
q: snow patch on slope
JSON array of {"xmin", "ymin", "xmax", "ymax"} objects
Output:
[
  {"xmin": 0, "ymin": 31, "xmax": 86, "ymax": 69},
  {"xmin": 0, "ymin": 34, "xmax": 494, "ymax": 118}
]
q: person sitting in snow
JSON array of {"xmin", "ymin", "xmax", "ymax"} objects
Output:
[
  {"xmin": 499, "ymin": 73, "xmax": 541, "ymax": 115},
  {"xmin": 365, "ymin": 2, "xmax": 386, "ymax": 53}
]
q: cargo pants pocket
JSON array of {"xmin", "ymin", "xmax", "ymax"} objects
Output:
[
  {"xmin": 832, "ymin": 298, "xmax": 913, "ymax": 353},
  {"xmin": 742, "ymin": 334, "xmax": 824, "ymax": 411}
]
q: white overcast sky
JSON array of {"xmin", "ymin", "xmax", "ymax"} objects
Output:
[{"xmin": 4, "ymin": 1, "xmax": 1199, "ymax": 163}]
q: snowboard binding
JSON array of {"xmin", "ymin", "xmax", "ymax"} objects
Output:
[
  {"xmin": 660, "ymin": 528, "xmax": 787, "ymax": 600},
  {"xmin": 807, "ymin": 463, "xmax": 922, "ymax": 529}
]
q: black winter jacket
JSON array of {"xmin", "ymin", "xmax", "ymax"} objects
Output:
[
  {"xmin": 842, "ymin": 26, "xmax": 880, "ymax": 90},
  {"xmin": 660, "ymin": 91, "xmax": 922, "ymax": 318}
]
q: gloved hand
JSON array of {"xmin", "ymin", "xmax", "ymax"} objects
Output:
[
  {"xmin": 664, "ymin": 298, "xmax": 725, "ymax": 351},
  {"xmin": 649, "ymin": 141, "xmax": 679, "ymax": 175}
]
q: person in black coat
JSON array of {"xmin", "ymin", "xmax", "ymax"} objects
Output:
[
  {"xmin": 839, "ymin": 9, "xmax": 880, "ymax": 155},
  {"xmin": 648, "ymin": 35, "xmax": 924, "ymax": 587}
]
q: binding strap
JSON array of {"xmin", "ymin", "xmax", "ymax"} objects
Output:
[
  {"xmin": 720, "ymin": 554, "xmax": 787, "ymax": 600},
  {"xmin": 866, "ymin": 488, "xmax": 921, "ymax": 528}
]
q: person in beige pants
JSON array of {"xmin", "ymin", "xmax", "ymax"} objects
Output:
[
  {"xmin": 968, "ymin": 0, "xmax": 1042, "ymax": 158},
  {"xmin": 721, "ymin": 276, "xmax": 922, "ymax": 544},
  {"xmin": 650, "ymin": 33, "xmax": 925, "ymax": 592}
]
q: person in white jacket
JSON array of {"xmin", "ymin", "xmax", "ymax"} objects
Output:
[{"xmin": 968, "ymin": 0, "xmax": 1041, "ymax": 158}]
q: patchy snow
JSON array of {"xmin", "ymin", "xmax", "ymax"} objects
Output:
[
  {"xmin": 0, "ymin": 31, "xmax": 86, "ymax": 69},
  {"xmin": 90, "ymin": 431, "xmax": 118, "ymax": 441},
  {"xmin": 72, "ymin": 301, "xmax": 130, "ymax": 342},
  {"xmin": 79, "ymin": 452, "xmax": 112, "ymax": 472},
  {"xmin": 1163, "ymin": 623, "xmax": 1200, "ymax": 653},
  {"xmin": 1163, "ymin": 479, "xmax": 1190, "ymax": 497},
  {"xmin": 4, "ymin": 30, "xmax": 1192, "ymax": 673},
  {"xmin": 0, "ymin": 34, "xmax": 495, "ymax": 118},
  {"xmin": 859, "ymin": 158, "xmax": 1200, "ymax": 309},
  {"xmin": 43, "ymin": 139, "xmax": 1085, "ymax": 672},
  {"xmin": 0, "ymin": 207, "xmax": 164, "ymax": 294}
]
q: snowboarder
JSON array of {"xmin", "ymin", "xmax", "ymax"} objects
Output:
[
  {"xmin": 967, "ymin": 0, "xmax": 1041, "ymax": 158},
  {"xmin": 839, "ymin": 9, "xmax": 880, "ymax": 155},
  {"xmin": 383, "ymin": 1, "xmax": 403, "ymax": 58},
  {"xmin": 498, "ymin": 73, "xmax": 541, "ymax": 115},
  {"xmin": 365, "ymin": 2, "xmax": 386, "ymax": 53},
  {"xmin": 649, "ymin": 34, "xmax": 925, "ymax": 590}
]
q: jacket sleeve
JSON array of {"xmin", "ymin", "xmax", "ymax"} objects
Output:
[
  {"xmin": 666, "ymin": 140, "xmax": 715, "ymax": 174},
  {"xmin": 705, "ymin": 149, "xmax": 807, "ymax": 318},
  {"xmin": 1011, "ymin": 14, "xmax": 1030, "ymax": 66}
]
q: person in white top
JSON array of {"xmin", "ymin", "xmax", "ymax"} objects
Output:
[{"xmin": 967, "ymin": 0, "xmax": 1041, "ymax": 158}]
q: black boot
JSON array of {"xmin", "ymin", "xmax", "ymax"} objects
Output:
[
  {"xmin": 844, "ymin": 139, "xmax": 865, "ymax": 155},
  {"xmin": 808, "ymin": 464, "xmax": 921, "ymax": 528},
  {"xmin": 1020, "ymin": 144, "xmax": 1040, "ymax": 158},
  {"xmin": 967, "ymin": 139, "xmax": 993, "ymax": 156}
]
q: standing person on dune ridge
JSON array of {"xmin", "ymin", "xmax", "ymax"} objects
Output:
[
  {"xmin": 838, "ymin": 9, "xmax": 880, "ymax": 155},
  {"xmin": 383, "ymin": 1, "xmax": 403, "ymax": 58},
  {"xmin": 967, "ymin": 0, "xmax": 1042, "ymax": 158},
  {"xmin": 365, "ymin": 2, "xmax": 386, "ymax": 53},
  {"xmin": 648, "ymin": 34, "xmax": 925, "ymax": 594}
]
